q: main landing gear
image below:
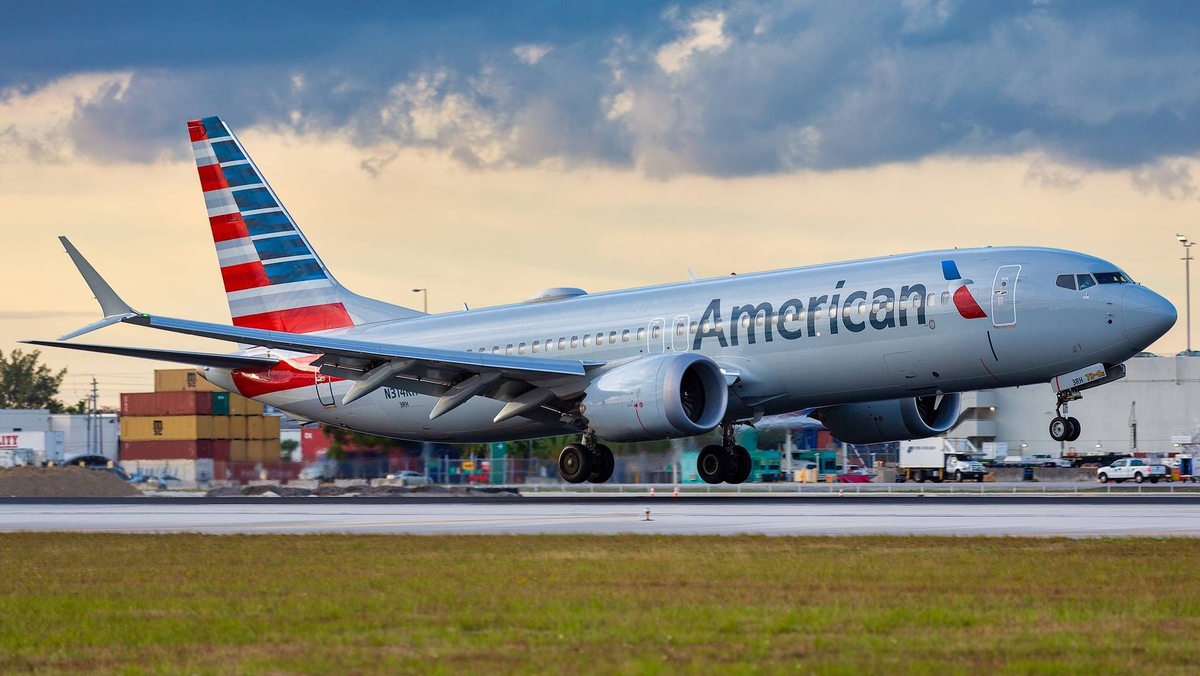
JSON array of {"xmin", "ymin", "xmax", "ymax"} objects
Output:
[
  {"xmin": 1048, "ymin": 390, "xmax": 1082, "ymax": 443},
  {"xmin": 558, "ymin": 429, "xmax": 615, "ymax": 484},
  {"xmin": 696, "ymin": 421, "xmax": 752, "ymax": 485}
]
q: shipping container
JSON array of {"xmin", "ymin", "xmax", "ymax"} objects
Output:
[
  {"xmin": 211, "ymin": 392, "xmax": 230, "ymax": 416},
  {"xmin": 121, "ymin": 458, "xmax": 214, "ymax": 483},
  {"xmin": 119, "ymin": 439, "xmax": 231, "ymax": 461},
  {"xmin": 263, "ymin": 438, "xmax": 281, "ymax": 461},
  {"xmin": 246, "ymin": 416, "xmax": 265, "ymax": 439},
  {"xmin": 230, "ymin": 439, "xmax": 249, "ymax": 462},
  {"xmin": 263, "ymin": 415, "xmax": 281, "ymax": 439},
  {"xmin": 154, "ymin": 369, "xmax": 224, "ymax": 393},
  {"xmin": 247, "ymin": 439, "xmax": 266, "ymax": 462},
  {"xmin": 229, "ymin": 394, "xmax": 264, "ymax": 416},
  {"xmin": 229, "ymin": 416, "xmax": 247, "ymax": 439},
  {"xmin": 211, "ymin": 415, "xmax": 231, "ymax": 439},
  {"xmin": 120, "ymin": 415, "xmax": 216, "ymax": 441},
  {"xmin": 120, "ymin": 391, "xmax": 214, "ymax": 417}
]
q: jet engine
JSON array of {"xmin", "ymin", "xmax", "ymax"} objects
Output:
[
  {"xmin": 812, "ymin": 393, "xmax": 962, "ymax": 444},
  {"xmin": 581, "ymin": 353, "xmax": 728, "ymax": 442}
]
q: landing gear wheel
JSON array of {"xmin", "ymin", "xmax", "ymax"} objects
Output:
[
  {"xmin": 1049, "ymin": 417, "xmax": 1069, "ymax": 442},
  {"xmin": 558, "ymin": 444, "xmax": 592, "ymax": 484},
  {"xmin": 587, "ymin": 444, "xmax": 615, "ymax": 483},
  {"xmin": 1065, "ymin": 417, "xmax": 1081, "ymax": 442},
  {"xmin": 727, "ymin": 445, "xmax": 752, "ymax": 484},
  {"xmin": 697, "ymin": 445, "xmax": 728, "ymax": 484}
]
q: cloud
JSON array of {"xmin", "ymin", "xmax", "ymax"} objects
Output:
[
  {"xmin": 3, "ymin": 2, "xmax": 1200, "ymax": 181},
  {"xmin": 1130, "ymin": 159, "xmax": 1197, "ymax": 201},
  {"xmin": 513, "ymin": 44, "xmax": 553, "ymax": 65},
  {"xmin": 655, "ymin": 11, "xmax": 732, "ymax": 74}
]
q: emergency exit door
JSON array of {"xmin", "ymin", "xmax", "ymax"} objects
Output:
[{"xmin": 992, "ymin": 265, "xmax": 1020, "ymax": 327}]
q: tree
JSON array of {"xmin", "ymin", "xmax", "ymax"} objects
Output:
[{"xmin": 0, "ymin": 349, "xmax": 67, "ymax": 411}]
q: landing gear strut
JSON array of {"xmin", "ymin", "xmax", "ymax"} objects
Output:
[
  {"xmin": 558, "ymin": 429, "xmax": 615, "ymax": 484},
  {"xmin": 1048, "ymin": 391, "xmax": 1081, "ymax": 443},
  {"xmin": 698, "ymin": 421, "xmax": 752, "ymax": 485}
]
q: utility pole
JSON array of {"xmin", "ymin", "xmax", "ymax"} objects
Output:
[
  {"xmin": 91, "ymin": 377, "xmax": 99, "ymax": 456},
  {"xmin": 1178, "ymin": 235, "xmax": 1193, "ymax": 353}
]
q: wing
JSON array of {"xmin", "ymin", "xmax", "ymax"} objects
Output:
[{"xmin": 42, "ymin": 237, "xmax": 604, "ymax": 424}]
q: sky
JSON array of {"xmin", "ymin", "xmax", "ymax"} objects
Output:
[{"xmin": 1, "ymin": 1, "xmax": 1199, "ymax": 407}]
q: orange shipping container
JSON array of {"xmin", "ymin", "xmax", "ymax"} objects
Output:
[
  {"xmin": 121, "ymin": 391, "xmax": 213, "ymax": 416},
  {"xmin": 229, "ymin": 416, "xmax": 247, "ymax": 439},
  {"xmin": 120, "ymin": 416, "xmax": 216, "ymax": 441},
  {"xmin": 155, "ymin": 369, "xmax": 224, "ymax": 393},
  {"xmin": 229, "ymin": 394, "xmax": 264, "ymax": 416}
]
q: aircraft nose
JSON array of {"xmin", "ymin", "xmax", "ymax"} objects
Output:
[{"xmin": 1123, "ymin": 286, "xmax": 1177, "ymax": 351}]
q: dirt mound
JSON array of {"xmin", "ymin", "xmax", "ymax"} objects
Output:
[{"xmin": 0, "ymin": 466, "xmax": 143, "ymax": 498}]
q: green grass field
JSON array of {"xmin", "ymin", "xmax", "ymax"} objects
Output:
[{"xmin": 2, "ymin": 535, "xmax": 1198, "ymax": 674}]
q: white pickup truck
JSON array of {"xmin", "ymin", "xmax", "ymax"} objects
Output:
[{"xmin": 1096, "ymin": 458, "xmax": 1168, "ymax": 484}]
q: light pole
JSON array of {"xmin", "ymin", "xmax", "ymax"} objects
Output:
[
  {"xmin": 412, "ymin": 288, "xmax": 428, "ymax": 313},
  {"xmin": 1178, "ymin": 235, "xmax": 1193, "ymax": 354}
]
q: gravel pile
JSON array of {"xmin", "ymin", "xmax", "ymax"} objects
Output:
[{"xmin": 0, "ymin": 466, "xmax": 143, "ymax": 498}]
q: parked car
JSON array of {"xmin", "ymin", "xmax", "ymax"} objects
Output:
[{"xmin": 389, "ymin": 470, "xmax": 431, "ymax": 486}]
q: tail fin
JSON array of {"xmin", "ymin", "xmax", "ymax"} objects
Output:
[{"xmin": 187, "ymin": 116, "xmax": 421, "ymax": 333}]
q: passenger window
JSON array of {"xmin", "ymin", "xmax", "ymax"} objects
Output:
[
  {"xmin": 609, "ymin": 331, "xmax": 617, "ymax": 343},
  {"xmin": 676, "ymin": 324, "xmax": 686, "ymax": 336},
  {"xmin": 651, "ymin": 326, "xmax": 661, "ymax": 339},
  {"xmin": 570, "ymin": 336, "xmax": 579, "ymax": 348},
  {"xmin": 689, "ymin": 322, "xmax": 698, "ymax": 334},
  {"xmin": 492, "ymin": 346, "xmax": 500, "ymax": 354},
  {"xmin": 558, "ymin": 338, "xmax": 567, "ymax": 350},
  {"xmin": 636, "ymin": 328, "xmax": 645, "ymax": 341},
  {"xmin": 532, "ymin": 341, "xmax": 540, "ymax": 354},
  {"xmin": 872, "ymin": 301, "xmax": 880, "ymax": 312},
  {"xmin": 583, "ymin": 335, "xmax": 591, "ymax": 347},
  {"xmin": 1076, "ymin": 274, "xmax": 1096, "ymax": 290},
  {"xmin": 940, "ymin": 292, "xmax": 950, "ymax": 305},
  {"xmin": 505, "ymin": 344, "xmax": 514, "ymax": 355},
  {"xmin": 741, "ymin": 316, "xmax": 750, "ymax": 329},
  {"xmin": 927, "ymin": 293, "xmax": 936, "ymax": 307},
  {"xmin": 596, "ymin": 333, "xmax": 604, "ymax": 346},
  {"xmin": 755, "ymin": 315, "xmax": 764, "ymax": 328},
  {"xmin": 799, "ymin": 311, "xmax": 807, "ymax": 322},
  {"xmin": 518, "ymin": 342, "xmax": 526, "ymax": 355},
  {"xmin": 814, "ymin": 308, "xmax": 823, "ymax": 320},
  {"xmin": 622, "ymin": 329, "xmax": 631, "ymax": 342}
]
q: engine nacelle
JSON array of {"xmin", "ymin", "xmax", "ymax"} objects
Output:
[
  {"xmin": 581, "ymin": 353, "xmax": 728, "ymax": 442},
  {"xmin": 813, "ymin": 393, "xmax": 962, "ymax": 444}
]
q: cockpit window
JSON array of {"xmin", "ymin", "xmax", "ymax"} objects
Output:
[
  {"xmin": 1076, "ymin": 274, "xmax": 1097, "ymax": 290},
  {"xmin": 1056, "ymin": 274, "xmax": 1076, "ymax": 290},
  {"xmin": 1094, "ymin": 271, "xmax": 1133, "ymax": 284}
]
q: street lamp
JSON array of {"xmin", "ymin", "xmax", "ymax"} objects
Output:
[
  {"xmin": 1178, "ymin": 235, "xmax": 1193, "ymax": 354},
  {"xmin": 412, "ymin": 288, "xmax": 428, "ymax": 313}
]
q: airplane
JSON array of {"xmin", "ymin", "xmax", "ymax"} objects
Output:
[{"xmin": 26, "ymin": 116, "xmax": 1177, "ymax": 484}]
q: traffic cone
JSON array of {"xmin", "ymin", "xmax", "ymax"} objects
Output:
[
  {"xmin": 673, "ymin": 485, "xmax": 679, "ymax": 498},
  {"xmin": 650, "ymin": 486, "xmax": 655, "ymax": 497}
]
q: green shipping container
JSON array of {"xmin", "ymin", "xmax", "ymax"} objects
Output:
[{"xmin": 211, "ymin": 392, "xmax": 230, "ymax": 416}]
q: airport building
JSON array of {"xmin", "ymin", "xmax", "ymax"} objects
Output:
[{"xmin": 949, "ymin": 354, "xmax": 1200, "ymax": 459}]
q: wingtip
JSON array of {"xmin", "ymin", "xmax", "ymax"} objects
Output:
[{"xmin": 57, "ymin": 237, "xmax": 136, "ymax": 319}]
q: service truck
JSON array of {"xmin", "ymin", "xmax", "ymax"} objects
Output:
[
  {"xmin": 1096, "ymin": 458, "xmax": 1168, "ymax": 484},
  {"xmin": 898, "ymin": 439, "xmax": 989, "ymax": 483}
]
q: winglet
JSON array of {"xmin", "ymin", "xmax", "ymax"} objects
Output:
[{"xmin": 59, "ymin": 236, "xmax": 136, "ymax": 318}]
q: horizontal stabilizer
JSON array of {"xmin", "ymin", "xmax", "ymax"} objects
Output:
[{"xmin": 21, "ymin": 340, "xmax": 279, "ymax": 370}]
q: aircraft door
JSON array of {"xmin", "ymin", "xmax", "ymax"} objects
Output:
[
  {"xmin": 991, "ymin": 265, "xmax": 1020, "ymax": 327},
  {"xmin": 315, "ymin": 372, "xmax": 336, "ymax": 408},
  {"xmin": 672, "ymin": 315, "xmax": 690, "ymax": 352},
  {"xmin": 648, "ymin": 318, "xmax": 665, "ymax": 354}
]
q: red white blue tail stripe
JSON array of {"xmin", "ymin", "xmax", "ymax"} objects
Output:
[{"xmin": 188, "ymin": 116, "xmax": 354, "ymax": 333}]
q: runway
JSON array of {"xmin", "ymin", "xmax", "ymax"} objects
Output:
[{"xmin": 3, "ymin": 496, "xmax": 1199, "ymax": 536}]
